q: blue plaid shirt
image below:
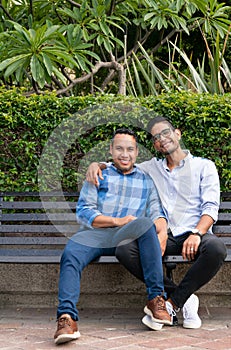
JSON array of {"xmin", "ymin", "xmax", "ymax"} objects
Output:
[{"xmin": 76, "ymin": 164, "xmax": 166, "ymax": 228}]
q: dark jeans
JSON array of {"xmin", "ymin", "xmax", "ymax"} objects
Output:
[{"xmin": 116, "ymin": 231, "xmax": 227, "ymax": 308}]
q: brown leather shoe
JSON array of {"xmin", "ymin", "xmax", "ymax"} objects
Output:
[
  {"xmin": 144, "ymin": 295, "xmax": 172, "ymax": 325},
  {"xmin": 54, "ymin": 314, "xmax": 81, "ymax": 345}
]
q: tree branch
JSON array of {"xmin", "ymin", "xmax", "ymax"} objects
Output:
[
  {"xmin": 101, "ymin": 70, "xmax": 116, "ymax": 91},
  {"xmin": 65, "ymin": 0, "xmax": 81, "ymax": 7},
  {"xmin": 55, "ymin": 60, "xmax": 125, "ymax": 96},
  {"xmin": 24, "ymin": 60, "xmax": 125, "ymax": 96},
  {"xmin": 0, "ymin": 4, "xmax": 14, "ymax": 20}
]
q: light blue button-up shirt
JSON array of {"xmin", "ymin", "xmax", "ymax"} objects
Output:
[{"xmin": 138, "ymin": 151, "xmax": 220, "ymax": 236}]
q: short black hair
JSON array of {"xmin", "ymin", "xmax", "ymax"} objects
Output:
[
  {"xmin": 112, "ymin": 128, "xmax": 138, "ymax": 143},
  {"xmin": 147, "ymin": 116, "xmax": 175, "ymax": 134}
]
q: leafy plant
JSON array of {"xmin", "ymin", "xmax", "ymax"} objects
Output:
[
  {"xmin": 0, "ymin": 0, "xmax": 231, "ymax": 96},
  {"xmin": 0, "ymin": 89, "xmax": 230, "ymax": 191},
  {"xmin": 0, "ymin": 21, "xmax": 100, "ymax": 90},
  {"xmin": 126, "ymin": 24, "xmax": 231, "ymax": 96}
]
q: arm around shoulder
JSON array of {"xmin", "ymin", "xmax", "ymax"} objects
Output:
[{"xmin": 86, "ymin": 162, "xmax": 107, "ymax": 186}]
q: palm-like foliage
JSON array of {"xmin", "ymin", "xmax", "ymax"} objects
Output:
[
  {"xmin": 0, "ymin": 0, "xmax": 230, "ymax": 95},
  {"xmin": 192, "ymin": 0, "xmax": 231, "ymax": 38},
  {"xmin": 57, "ymin": 1, "xmax": 125, "ymax": 53},
  {"xmin": 0, "ymin": 21, "xmax": 99, "ymax": 89}
]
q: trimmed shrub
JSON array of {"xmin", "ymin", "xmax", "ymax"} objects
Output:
[{"xmin": 0, "ymin": 88, "xmax": 230, "ymax": 191}]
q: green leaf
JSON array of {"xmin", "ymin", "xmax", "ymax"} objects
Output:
[
  {"xmin": 99, "ymin": 21, "xmax": 110, "ymax": 36},
  {"xmin": 30, "ymin": 55, "xmax": 42, "ymax": 82},
  {"xmin": 42, "ymin": 53, "xmax": 53, "ymax": 76}
]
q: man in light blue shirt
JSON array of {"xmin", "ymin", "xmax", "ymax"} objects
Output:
[
  {"xmin": 87, "ymin": 116, "xmax": 227, "ymax": 330},
  {"xmin": 54, "ymin": 128, "xmax": 173, "ymax": 345}
]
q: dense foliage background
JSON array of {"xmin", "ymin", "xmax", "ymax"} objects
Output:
[
  {"xmin": 0, "ymin": 0, "xmax": 231, "ymax": 96},
  {"xmin": 0, "ymin": 2, "xmax": 230, "ymax": 194},
  {"xmin": 0, "ymin": 89, "xmax": 230, "ymax": 192}
]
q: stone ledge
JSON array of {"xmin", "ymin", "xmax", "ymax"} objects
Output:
[{"xmin": 0, "ymin": 262, "xmax": 230, "ymax": 308}]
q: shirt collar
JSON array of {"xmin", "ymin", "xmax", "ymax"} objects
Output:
[
  {"xmin": 110, "ymin": 163, "xmax": 137, "ymax": 175},
  {"xmin": 163, "ymin": 150, "xmax": 192, "ymax": 170}
]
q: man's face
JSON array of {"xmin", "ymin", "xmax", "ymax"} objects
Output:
[
  {"xmin": 151, "ymin": 122, "xmax": 181, "ymax": 155},
  {"xmin": 110, "ymin": 133, "xmax": 138, "ymax": 174}
]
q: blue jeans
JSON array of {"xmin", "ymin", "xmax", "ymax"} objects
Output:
[{"xmin": 57, "ymin": 217, "xmax": 164, "ymax": 320}]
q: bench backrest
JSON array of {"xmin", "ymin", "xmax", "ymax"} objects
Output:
[{"xmin": 0, "ymin": 191, "xmax": 230, "ymax": 263}]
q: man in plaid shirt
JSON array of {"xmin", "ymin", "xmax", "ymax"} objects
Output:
[{"xmin": 54, "ymin": 128, "xmax": 172, "ymax": 345}]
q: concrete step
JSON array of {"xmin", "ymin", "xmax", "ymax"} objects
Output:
[{"xmin": 0, "ymin": 262, "xmax": 230, "ymax": 308}]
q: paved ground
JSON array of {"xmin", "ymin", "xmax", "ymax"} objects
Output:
[{"xmin": 0, "ymin": 306, "xmax": 230, "ymax": 350}]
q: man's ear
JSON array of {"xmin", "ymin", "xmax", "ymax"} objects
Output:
[
  {"xmin": 174, "ymin": 129, "xmax": 181, "ymax": 140},
  {"xmin": 109, "ymin": 144, "xmax": 113, "ymax": 155}
]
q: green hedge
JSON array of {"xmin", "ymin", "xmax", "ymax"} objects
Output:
[{"xmin": 0, "ymin": 88, "xmax": 230, "ymax": 192}]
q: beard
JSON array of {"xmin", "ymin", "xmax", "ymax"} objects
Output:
[{"xmin": 160, "ymin": 142, "xmax": 179, "ymax": 156}]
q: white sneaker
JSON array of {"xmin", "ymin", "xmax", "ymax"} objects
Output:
[
  {"xmin": 182, "ymin": 294, "xmax": 202, "ymax": 329},
  {"xmin": 142, "ymin": 315, "xmax": 163, "ymax": 330}
]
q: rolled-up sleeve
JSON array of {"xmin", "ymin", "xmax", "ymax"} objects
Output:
[
  {"xmin": 200, "ymin": 160, "xmax": 220, "ymax": 222},
  {"xmin": 76, "ymin": 181, "xmax": 102, "ymax": 228},
  {"xmin": 146, "ymin": 176, "xmax": 167, "ymax": 222}
]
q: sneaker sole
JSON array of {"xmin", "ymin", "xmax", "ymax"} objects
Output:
[
  {"xmin": 144, "ymin": 306, "xmax": 172, "ymax": 325},
  {"xmin": 142, "ymin": 315, "xmax": 163, "ymax": 330},
  {"xmin": 183, "ymin": 321, "xmax": 202, "ymax": 329},
  {"xmin": 54, "ymin": 331, "xmax": 81, "ymax": 345}
]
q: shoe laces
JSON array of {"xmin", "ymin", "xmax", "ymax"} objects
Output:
[
  {"xmin": 57, "ymin": 316, "xmax": 71, "ymax": 330},
  {"xmin": 166, "ymin": 301, "xmax": 177, "ymax": 317},
  {"xmin": 156, "ymin": 296, "xmax": 167, "ymax": 311}
]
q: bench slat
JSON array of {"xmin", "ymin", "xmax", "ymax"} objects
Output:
[
  {"xmin": 0, "ymin": 237, "xmax": 68, "ymax": 245},
  {"xmin": 0, "ymin": 201, "xmax": 76, "ymax": 209},
  {"xmin": 163, "ymin": 250, "xmax": 231, "ymax": 263},
  {"xmin": 217, "ymin": 213, "xmax": 231, "ymax": 221},
  {"xmin": 0, "ymin": 254, "xmax": 62, "ymax": 264},
  {"xmin": 213, "ymin": 226, "xmax": 231, "ymax": 234},
  {"xmin": 0, "ymin": 250, "xmax": 230, "ymax": 264},
  {"xmin": 219, "ymin": 202, "xmax": 231, "ymax": 210},
  {"xmin": 0, "ymin": 224, "xmax": 79, "ymax": 233},
  {"xmin": 0, "ymin": 250, "xmax": 119, "ymax": 264},
  {"xmin": 0, "ymin": 213, "xmax": 77, "ymax": 221},
  {"xmin": 0, "ymin": 235, "xmax": 229, "ymax": 246},
  {"xmin": 0, "ymin": 191, "xmax": 79, "ymax": 197},
  {"xmin": 1, "ymin": 212, "xmax": 228, "ymax": 221},
  {"xmin": 3, "ymin": 225, "xmax": 229, "ymax": 235}
]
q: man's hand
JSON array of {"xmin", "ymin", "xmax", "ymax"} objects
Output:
[
  {"xmin": 154, "ymin": 217, "xmax": 168, "ymax": 256},
  {"xmin": 157, "ymin": 231, "xmax": 168, "ymax": 256},
  {"xmin": 113, "ymin": 215, "xmax": 137, "ymax": 227},
  {"xmin": 86, "ymin": 162, "xmax": 105, "ymax": 186},
  {"xmin": 92, "ymin": 214, "xmax": 137, "ymax": 228},
  {"xmin": 182, "ymin": 235, "xmax": 201, "ymax": 260}
]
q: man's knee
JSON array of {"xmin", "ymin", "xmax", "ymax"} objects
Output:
[
  {"xmin": 115, "ymin": 244, "xmax": 126, "ymax": 262},
  {"xmin": 134, "ymin": 217, "xmax": 156, "ymax": 239},
  {"xmin": 115, "ymin": 241, "xmax": 144, "ymax": 282},
  {"xmin": 61, "ymin": 240, "xmax": 86, "ymax": 268},
  {"xmin": 115, "ymin": 241, "xmax": 138, "ymax": 263},
  {"xmin": 203, "ymin": 235, "xmax": 227, "ymax": 261}
]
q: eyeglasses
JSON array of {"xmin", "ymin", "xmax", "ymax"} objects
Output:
[{"xmin": 152, "ymin": 128, "xmax": 172, "ymax": 143}]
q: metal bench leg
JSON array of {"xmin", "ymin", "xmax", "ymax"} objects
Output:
[{"xmin": 165, "ymin": 262, "xmax": 177, "ymax": 281}]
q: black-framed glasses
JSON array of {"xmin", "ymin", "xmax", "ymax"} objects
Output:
[{"xmin": 152, "ymin": 128, "xmax": 172, "ymax": 143}]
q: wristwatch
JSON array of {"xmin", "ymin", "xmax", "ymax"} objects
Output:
[{"xmin": 189, "ymin": 229, "xmax": 203, "ymax": 238}]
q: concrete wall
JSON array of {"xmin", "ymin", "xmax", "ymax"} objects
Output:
[{"xmin": 0, "ymin": 262, "xmax": 230, "ymax": 309}]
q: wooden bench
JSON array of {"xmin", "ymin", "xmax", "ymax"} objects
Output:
[{"xmin": 0, "ymin": 191, "xmax": 230, "ymax": 279}]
